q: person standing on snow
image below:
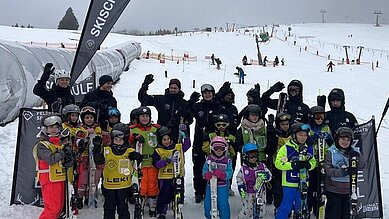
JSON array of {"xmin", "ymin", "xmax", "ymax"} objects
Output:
[
  {"xmin": 215, "ymin": 58, "xmax": 222, "ymax": 70},
  {"xmin": 327, "ymin": 61, "xmax": 335, "ymax": 72},
  {"xmin": 262, "ymin": 79, "xmax": 310, "ymax": 124},
  {"xmin": 236, "ymin": 66, "xmax": 246, "ymax": 84},
  {"xmin": 324, "ymin": 88, "xmax": 358, "ymax": 134},
  {"xmin": 138, "ymin": 74, "xmax": 193, "ymax": 143},
  {"xmin": 33, "ymin": 63, "xmax": 75, "ymax": 113},
  {"xmin": 190, "ymin": 84, "xmax": 224, "ymax": 203},
  {"xmin": 79, "ymin": 75, "xmax": 117, "ymax": 129},
  {"xmin": 210, "ymin": 54, "xmax": 215, "ymax": 65}
]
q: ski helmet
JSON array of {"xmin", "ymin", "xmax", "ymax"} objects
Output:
[
  {"xmin": 130, "ymin": 107, "xmax": 140, "ymax": 124},
  {"xmin": 111, "ymin": 122, "xmax": 129, "ymax": 138},
  {"xmin": 335, "ymin": 127, "xmax": 354, "ymax": 139},
  {"xmin": 157, "ymin": 126, "xmax": 172, "ymax": 145},
  {"xmin": 244, "ymin": 104, "xmax": 262, "ymax": 120},
  {"xmin": 214, "ymin": 114, "xmax": 229, "ymax": 129},
  {"xmin": 200, "ymin": 84, "xmax": 215, "ymax": 93},
  {"xmin": 308, "ymin": 106, "xmax": 325, "ymax": 116},
  {"xmin": 80, "ymin": 106, "xmax": 96, "ymax": 123},
  {"xmin": 137, "ymin": 106, "xmax": 151, "ymax": 116},
  {"xmin": 276, "ymin": 112, "xmax": 291, "ymax": 123},
  {"xmin": 41, "ymin": 114, "xmax": 62, "ymax": 127},
  {"xmin": 290, "ymin": 122, "xmax": 310, "ymax": 135},
  {"xmin": 62, "ymin": 104, "xmax": 80, "ymax": 118},
  {"xmin": 210, "ymin": 136, "xmax": 228, "ymax": 153},
  {"xmin": 108, "ymin": 107, "xmax": 121, "ymax": 118},
  {"xmin": 53, "ymin": 69, "xmax": 71, "ymax": 84},
  {"xmin": 242, "ymin": 143, "xmax": 258, "ymax": 154}
]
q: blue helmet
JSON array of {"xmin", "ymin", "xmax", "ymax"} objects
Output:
[
  {"xmin": 242, "ymin": 143, "xmax": 258, "ymax": 154},
  {"xmin": 108, "ymin": 107, "xmax": 121, "ymax": 118}
]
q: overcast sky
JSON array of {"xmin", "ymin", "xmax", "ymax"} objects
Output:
[{"xmin": 0, "ymin": 0, "xmax": 388, "ymax": 31}]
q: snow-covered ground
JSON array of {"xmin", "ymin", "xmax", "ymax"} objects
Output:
[{"xmin": 0, "ymin": 23, "xmax": 389, "ymax": 218}]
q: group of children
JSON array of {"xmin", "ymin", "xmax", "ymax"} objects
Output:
[{"xmin": 35, "ymin": 100, "xmax": 363, "ymax": 219}]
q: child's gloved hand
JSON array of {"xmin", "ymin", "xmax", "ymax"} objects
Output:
[
  {"xmin": 257, "ymin": 172, "xmax": 268, "ymax": 181},
  {"xmin": 204, "ymin": 172, "xmax": 213, "ymax": 181},
  {"xmin": 238, "ymin": 184, "xmax": 246, "ymax": 199},
  {"xmin": 213, "ymin": 169, "xmax": 226, "ymax": 180}
]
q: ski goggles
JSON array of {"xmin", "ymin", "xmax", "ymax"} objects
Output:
[
  {"xmin": 60, "ymin": 128, "xmax": 70, "ymax": 139},
  {"xmin": 278, "ymin": 114, "xmax": 291, "ymax": 121},
  {"xmin": 314, "ymin": 114, "xmax": 325, "ymax": 120},
  {"xmin": 215, "ymin": 122, "xmax": 229, "ymax": 129},
  {"xmin": 337, "ymin": 129, "xmax": 354, "ymax": 138},
  {"xmin": 43, "ymin": 115, "xmax": 62, "ymax": 126},
  {"xmin": 212, "ymin": 146, "xmax": 227, "ymax": 152},
  {"xmin": 201, "ymin": 84, "xmax": 214, "ymax": 93},
  {"xmin": 111, "ymin": 130, "xmax": 125, "ymax": 138},
  {"xmin": 296, "ymin": 124, "xmax": 310, "ymax": 132},
  {"xmin": 81, "ymin": 106, "xmax": 96, "ymax": 114}
]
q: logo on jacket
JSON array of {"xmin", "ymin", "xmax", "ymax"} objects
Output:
[
  {"xmin": 198, "ymin": 111, "xmax": 204, "ymax": 117},
  {"xmin": 165, "ymin": 104, "xmax": 171, "ymax": 110}
]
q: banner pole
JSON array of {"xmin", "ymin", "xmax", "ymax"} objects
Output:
[{"xmin": 376, "ymin": 96, "xmax": 389, "ymax": 135}]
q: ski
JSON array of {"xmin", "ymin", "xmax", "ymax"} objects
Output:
[
  {"xmin": 317, "ymin": 95, "xmax": 326, "ymax": 110},
  {"xmin": 209, "ymin": 162, "xmax": 218, "ymax": 219},
  {"xmin": 253, "ymin": 172, "xmax": 266, "ymax": 219},
  {"xmin": 172, "ymin": 150, "xmax": 183, "ymax": 219},
  {"xmin": 298, "ymin": 145, "xmax": 309, "ymax": 219},
  {"xmin": 88, "ymin": 132, "xmax": 98, "ymax": 208},
  {"xmin": 350, "ymin": 154, "xmax": 358, "ymax": 219},
  {"xmin": 316, "ymin": 135, "xmax": 326, "ymax": 219},
  {"xmin": 132, "ymin": 142, "xmax": 143, "ymax": 219},
  {"xmin": 277, "ymin": 92, "xmax": 288, "ymax": 113}
]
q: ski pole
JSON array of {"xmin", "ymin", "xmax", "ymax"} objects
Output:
[{"xmin": 376, "ymin": 96, "xmax": 389, "ymax": 135}]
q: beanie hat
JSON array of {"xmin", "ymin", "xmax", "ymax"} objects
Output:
[
  {"xmin": 99, "ymin": 75, "xmax": 113, "ymax": 86},
  {"xmin": 169, "ymin": 78, "xmax": 181, "ymax": 89}
]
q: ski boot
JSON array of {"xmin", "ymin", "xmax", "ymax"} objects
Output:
[
  {"xmin": 228, "ymin": 189, "xmax": 235, "ymax": 196},
  {"xmin": 195, "ymin": 194, "xmax": 203, "ymax": 203},
  {"xmin": 76, "ymin": 198, "xmax": 84, "ymax": 209},
  {"xmin": 157, "ymin": 214, "xmax": 166, "ymax": 219}
]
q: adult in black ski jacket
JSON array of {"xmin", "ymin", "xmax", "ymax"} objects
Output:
[
  {"xmin": 190, "ymin": 84, "xmax": 224, "ymax": 202},
  {"xmin": 138, "ymin": 74, "xmax": 193, "ymax": 142},
  {"xmin": 215, "ymin": 81, "xmax": 239, "ymax": 136},
  {"xmin": 33, "ymin": 63, "xmax": 75, "ymax": 112},
  {"xmin": 79, "ymin": 75, "xmax": 117, "ymax": 127},
  {"xmin": 325, "ymin": 88, "xmax": 358, "ymax": 134},
  {"xmin": 262, "ymin": 80, "xmax": 309, "ymax": 124}
]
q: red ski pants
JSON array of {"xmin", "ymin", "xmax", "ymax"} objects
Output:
[{"xmin": 39, "ymin": 181, "xmax": 64, "ymax": 219}]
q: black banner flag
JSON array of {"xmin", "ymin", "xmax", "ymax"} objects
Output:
[
  {"xmin": 353, "ymin": 118, "xmax": 383, "ymax": 218},
  {"xmin": 70, "ymin": 0, "xmax": 132, "ymax": 85},
  {"xmin": 11, "ymin": 108, "xmax": 52, "ymax": 206}
]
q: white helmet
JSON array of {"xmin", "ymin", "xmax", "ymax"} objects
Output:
[{"xmin": 54, "ymin": 69, "xmax": 71, "ymax": 84}]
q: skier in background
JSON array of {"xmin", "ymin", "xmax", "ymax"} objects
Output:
[
  {"xmin": 202, "ymin": 137, "xmax": 233, "ymax": 219},
  {"xmin": 210, "ymin": 54, "xmax": 215, "ymax": 65},
  {"xmin": 242, "ymin": 55, "xmax": 248, "ymax": 65},
  {"xmin": 327, "ymin": 61, "xmax": 335, "ymax": 72},
  {"xmin": 236, "ymin": 66, "xmax": 246, "ymax": 84},
  {"xmin": 323, "ymin": 127, "xmax": 365, "ymax": 219},
  {"xmin": 215, "ymin": 58, "xmax": 222, "ymax": 70}
]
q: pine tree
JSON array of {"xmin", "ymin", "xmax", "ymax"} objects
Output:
[{"xmin": 58, "ymin": 7, "xmax": 79, "ymax": 30}]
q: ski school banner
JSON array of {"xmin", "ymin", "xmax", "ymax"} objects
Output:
[
  {"xmin": 353, "ymin": 118, "xmax": 383, "ymax": 218},
  {"xmin": 70, "ymin": 0, "xmax": 132, "ymax": 86},
  {"xmin": 10, "ymin": 108, "xmax": 52, "ymax": 207}
]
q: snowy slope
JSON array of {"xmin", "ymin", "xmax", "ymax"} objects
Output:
[{"xmin": 0, "ymin": 23, "xmax": 389, "ymax": 218}]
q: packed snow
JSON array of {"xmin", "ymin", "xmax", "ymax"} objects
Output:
[{"xmin": 0, "ymin": 23, "xmax": 388, "ymax": 218}]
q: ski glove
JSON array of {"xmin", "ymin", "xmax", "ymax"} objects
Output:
[
  {"xmin": 291, "ymin": 160, "xmax": 311, "ymax": 171},
  {"xmin": 189, "ymin": 91, "xmax": 201, "ymax": 105},
  {"xmin": 63, "ymin": 156, "xmax": 74, "ymax": 168},
  {"xmin": 347, "ymin": 150, "xmax": 360, "ymax": 158},
  {"xmin": 344, "ymin": 166, "xmax": 358, "ymax": 176},
  {"xmin": 41, "ymin": 63, "xmax": 55, "ymax": 81},
  {"xmin": 155, "ymin": 159, "xmax": 168, "ymax": 169},
  {"xmin": 62, "ymin": 144, "xmax": 73, "ymax": 157},
  {"xmin": 128, "ymin": 151, "xmax": 143, "ymax": 163},
  {"xmin": 238, "ymin": 184, "xmax": 246, "ymax": 199},
  {"xmin": 219, "ymin": 81, "xmax": 231, "ymax": 95},
  {"xmin": 257, "ymin": 172, "xmax": 268, "ymax": 181},
  {"xmin": 77, "ymin": 139, "xmax": 86, "ymax": 154},
  {"xmin": 213, "ymin": 169, "xmax": 226, "ymax": 180},
  {"xmin": 141, "ymin": 74, "xmax": 154, "ymax": 90},
  {"xmin": 179, "ymin": 131, "xmax": 187, "ymax": 139},
  {"xmin": 166, "ymin": 155, "xmax": 178, "ymax": 164},
  {"xmin": 204, "ymin": 172, "xmax": 213, "ymax": 181},
  {"xmin": 179, "ymin": 123, "xmax": 187, "ymax": 132},
  {"xmin": 92, "ymin": 136, "xmax": 102, "ymax": 154},
  {"xmin": 269, "ymin": 81, "xmax": 285, "ymax": 93},
  {"xmin": 133, "ymin": 133, "xmax": 145, "ymax": 144}
]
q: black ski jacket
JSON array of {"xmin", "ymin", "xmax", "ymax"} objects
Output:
[{"xmin": 33, "ymin": 79, "xmax": 75, "ymax": 112}]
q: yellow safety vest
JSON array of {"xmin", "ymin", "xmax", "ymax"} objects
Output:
[
  {"xmin": 155, "ymin": 144, "xmax": 184, "ymax": 179},
  {"xmin": 103, "ymin": 147, "xmax": 135, "ymax": 189}
]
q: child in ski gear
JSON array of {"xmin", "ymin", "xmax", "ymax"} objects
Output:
[
  {"xmin": 202, "ymin": 137, "xmax": 233, "ymax": 219},
  {"xmin": 307, "ymin": 106, "xmax": 333, "ymax": 216},
  {"xmin": 235, "ymin": 104, "xmax": 267, "ymax": 162},
  {"xmin": 323, "ymin": 127, "xmax": 365, "ymax": 219},
  {"xmin": 93, "ymin": 122, "xmax": 142, "ymax": 219},
  {"xmin": 152, "ymin": 126, "xmax": 191, "ymax": 218},
  {"xmin": 236, "ymin": 143, "xmax": 272, "ymax": 219},
  {"xmin": 191, "ymin": 84, "xmax": 224, "ymax": 203},
  {"xmin": 275, "ymin": 123, "xmax": 316, "ymax": 219},
  {"xmin": 107, "ymin": 107, "xmax": 121, "ymax": 128},
  {"xmin": 325, "ymin": 88, "xmax": 358, "ymax": 134},
  {"xmin": 236, "ymin": 66, "xmax": 246, "ymax": 84},
  {"xmin": 129, "ymin": 106, "xmax": 161, "ymax": 217},
  {"xmin": 77, "ymin": 106, "xmax": 103, "ymax": 208},
  {"xmin": 33, "ymin": 63, "xmax": 75, "ymax": 112},
  {"xmin": 268, "ymin": 113, "xmax": 292, "ymax": 211},
  {"xmin": 202, "ymin": 114, "xmax": 236, "ymax": 196},
  {"xmin": 34, "ymin": 114, "xmax": 73, "ymax": 219}
]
